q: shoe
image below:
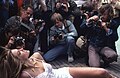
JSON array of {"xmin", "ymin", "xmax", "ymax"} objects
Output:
[
  {"xmin": 68, "ymin": 55, "xmax": 74, "ymax": 62},
  {"xmin": 101, "ymin": 62, "xmax": 110, "ymax": 68}
]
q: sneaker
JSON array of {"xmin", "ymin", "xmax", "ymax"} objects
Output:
[{"xmin": 68, "ymin": 55, "xmax": 74, "ymax": 62}]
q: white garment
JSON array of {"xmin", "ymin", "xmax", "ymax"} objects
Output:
[{"xmin": 23, "ymin": 62, "xmax": 73, "ymax": 78}]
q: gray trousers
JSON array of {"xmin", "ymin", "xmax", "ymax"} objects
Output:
[{"xmin": 88, "ymin": 44, "xmax": 118, "ymax": 67}]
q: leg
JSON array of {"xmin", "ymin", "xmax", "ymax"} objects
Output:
[
  {"xmin": 100, "ymin": 47, "xmax": 118, "ymax": 64},
  {"xmin": 33, "ymin": 35, "xmax": 40, "ymax": 52},
  {"xmin": 66, "ymin": 36, "xmax": 75, "ymax": 62},
  {"xmin": 43, "ymin": 44, "xmax": 67, "ymax": 62},
  {"xmin": 88, "ymin": 45, "xmax": 101, "ymax": 67},
  {"xmin": 69, "ymin": 67, "xmax": 113, "ymax": 78}
]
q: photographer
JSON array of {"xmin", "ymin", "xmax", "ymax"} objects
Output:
[
  {"xmin": 5, "ymin": 4, "xmax": 37, "ymax": 55},
  {"xmin": 43, "ymin": 13, "xmax": 78, "ymax": 62},
  {"xmin": 80, "ymin": 4, "xmax": 119, "ymax": 67},
  {"xmin": 30, "ymin": 17, "xmax": 46, "ymax": 52},
  {"xmin": 54, "ymin": 0, "xmax": 80, "ymax": 22}
]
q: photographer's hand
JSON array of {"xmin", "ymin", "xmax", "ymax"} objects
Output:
[
  {"xmin": 51, "ymin": 36, "xmax": 59, "ymax": 44},
  {"xmin": 30, "ymin": 30, "xmax": 36, "ymax": 36},
  {"xmin": 86, "ymin": 15, "xmax": 99, "ymax": 23},
  {"xmin": 61, "ymin": 3, "xmax": 68, "ymax": 12},
  {"xmin": 101, "ymin": 22, "xmax": 109, "ymax": 32}
]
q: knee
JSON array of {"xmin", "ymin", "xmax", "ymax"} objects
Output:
[
  {"xmin": 66, "ymin": 36, "xmax": 75, "ymax": 43},
  {"xmin": 43, "ymin": 55, "xmax": 53, "ymax": 62}
]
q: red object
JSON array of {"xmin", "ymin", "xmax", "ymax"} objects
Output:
[{"xmin": 17, "ymin": 0, "xmax": 23, "ymax": 9}]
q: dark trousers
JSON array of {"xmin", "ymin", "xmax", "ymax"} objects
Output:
[{"xmin": 88, "ymin": 44, "xmax": 118, "ymax": 67}]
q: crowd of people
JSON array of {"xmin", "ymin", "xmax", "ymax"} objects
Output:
[{"xmin": 0, "ymin": 0, "xmax": 120, "ymax": 78}]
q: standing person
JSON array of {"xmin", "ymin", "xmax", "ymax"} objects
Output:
[
  {"xmin": 80, "ymin": 4, "xmax": 119, "ymax": 67},
  {"xmin": 43, "ymin": 13, "xmax": 78, "ymax": 62},
  {"xmin": 9, "ymin": 0, "xmax": 18, "ymax": 17},
  {"xmin": 0, "ymin": 0, "xmax": 18, "ymax": 29},
  {"xmin": 55, "ymin": 0, "xmax": 80, "ymax": 22},
  {"xmin": 0, "ymin": 46, "xmax": 116, "ymax": 78},
  {"xmin": 0, "ymin": 0, "xmax": 9, "ymax": 29},
  {"xmin": 5, "ymin": 4, "xmax": 37, "ymax": 55}
]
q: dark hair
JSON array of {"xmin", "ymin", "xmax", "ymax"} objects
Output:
[
  {"xmin": 81, "ymin": 1, "xmax": 94, "ymax": 12},
  {"xmin": 21, "ymin": 4, "xmax": 33, "ymax": 11},
  {"xmin": 99, "ymin": 4, "xmax": 114, "ymax": 19},
  {"xmin": 0, "ymin": 47, "xmax": 23, "ymax": 78}
]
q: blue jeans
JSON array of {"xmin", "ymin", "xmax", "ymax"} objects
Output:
[{"xmin": 43, "ymin": 36, "xmax": 75, "ymax": 62}]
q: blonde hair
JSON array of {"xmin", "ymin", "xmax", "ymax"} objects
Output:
[
  {"xmin": 0, "ymin": 47, "xmax": 23, "ymax": 78},
  {"xmin": 51, "ymin": 13, "xmax": 64, "ymax": 23}
]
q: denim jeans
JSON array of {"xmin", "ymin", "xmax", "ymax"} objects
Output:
[{"xmin": 43, "ymin": 36, "xmax": 75, "ymax": 62}]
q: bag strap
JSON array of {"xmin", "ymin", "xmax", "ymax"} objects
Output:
[{"xmin": 63, "ymin": 19, "xmax": 70, "ymax": 33}]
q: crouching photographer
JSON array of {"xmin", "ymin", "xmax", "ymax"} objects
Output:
[
  {"xmin": 43, "ymin": 13, "xmax": 78, "ymax": 62},
  {"xmin": 5, "ymin": 5, "xmax": 37, "ymax": 55},
  {"xmin": 80, "ymin": 4, "xmax": 118, "ymax": 67}
]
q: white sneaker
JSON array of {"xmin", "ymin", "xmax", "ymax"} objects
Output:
[{"xmin": 68, "ymin": 55, "xmax": 74, "ymax": 62}]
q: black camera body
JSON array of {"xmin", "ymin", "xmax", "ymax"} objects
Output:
[
  {"xmin": 54, "ymin": 33, "xmax": 63, "ymax": 40},
  {"xmin": 14, "ymin": 37, "xmax": 25, "ymax": 47},
  {"xmin": 88, "ymin": 19, "xmax": 102, "ymax": 27},
  {"xmin": 36, "ymin": 19, "xmax": 44, "ymax": 27}
]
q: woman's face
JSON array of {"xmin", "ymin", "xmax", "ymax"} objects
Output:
[{"xmin": 11, "ymin": 48, "xmax": 30, "ymax": 61}]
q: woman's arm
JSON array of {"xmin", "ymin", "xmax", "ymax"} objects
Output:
[{"xmin": 20, "ymin": 72, "xmax": 30, "ymax": 78}]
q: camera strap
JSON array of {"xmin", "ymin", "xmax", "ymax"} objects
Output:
[{"xmin": 63, "ymin": 20, "xmax": 70, "ymax": 33}]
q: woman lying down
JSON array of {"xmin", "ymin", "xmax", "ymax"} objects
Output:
[{"xmin": 0, "ymin": 46, "xmax": 117, "ymax": 78}]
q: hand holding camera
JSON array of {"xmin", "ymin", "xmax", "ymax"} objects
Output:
[
  {"xmin": 56, "ymin": 3, "xmax": 68, "ymax": 12},
  {"xmin": 14, "ymin": 37, "xmax": 25, "ymax": 49},
  {"xmin": 87, "ymin": 15, "xmax": 99, "ymax": 23},
  {"xmin": 87, "ymin": 15, "xmax": 103, "ymax": 27},
  {"xmin": 53, "ymin": 33, "xmax": 63, "ymax": 40}
]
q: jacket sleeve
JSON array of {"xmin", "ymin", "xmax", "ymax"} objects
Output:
[{"xmin": 66, "ymin": 20, "xmax": 78, "ymax": 37}]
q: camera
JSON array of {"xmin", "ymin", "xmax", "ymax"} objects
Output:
[
  {"xmin": 14, "ymin": 36, "xmax": 25, "ymax": 47},
  {"xmin": 54, "ymin": 33, "xmax": 63, "ymax": 40},
  {"xmin": 60, "ymin": 3, "xmax": 66, "ymax": 9},
  {"xmin": 88, "ymin": 19, "xmax": 102, "ymax": 27},
  {"xmin": 36, "ymin": 19, "xmax": 45, "ymax": 27}
]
